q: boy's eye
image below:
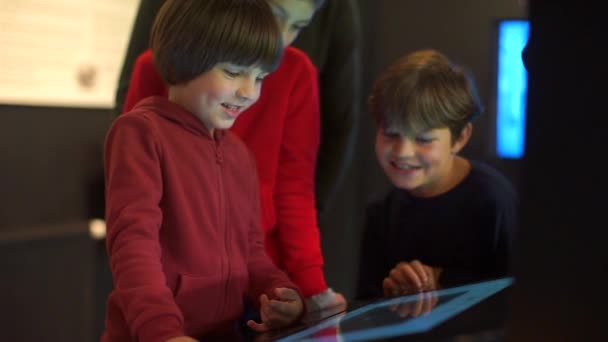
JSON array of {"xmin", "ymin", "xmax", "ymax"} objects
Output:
[
  {"xmin": 415, "ymin": 137, "xmax": 434, "ymax": 144},
  {"xmin": 382, "ymin": 130, "xmax": 400, "ymax": 139},
  {"xmin": 223, "ymin": 69, "xmax": 240, "ymax": 77}
]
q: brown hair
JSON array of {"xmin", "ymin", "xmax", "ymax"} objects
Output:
[
  {"xmin": 369, "ymin": 49, "xmax": 483, "ymax": 140},
  {"xmin": 150, "ymin": 0, "xmax": 283, "ymax": 85}
]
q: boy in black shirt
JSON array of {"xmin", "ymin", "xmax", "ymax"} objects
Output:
[{"xmin": 356, "ymin": 50, "xmax": 518, "ymax": 300}]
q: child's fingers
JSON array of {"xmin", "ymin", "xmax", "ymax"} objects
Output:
[
  {"xmin": 259, "ymin": 304, "xmax": 295, "ymax": 329},
  {"xmin": 254, "ymin": 290, "xmax": 303, "ymax": 329},
  {"xmin": 254, "ymin": 294, "xmax": 296, "ymax": 330},
  {"xmin": 427, "ymin": 266, "xmax": 442, "ymax": 290},
  {"xmin": 259, "ymin": 294, "xmax": 272, "ymax": 320},
  {"xmin": 409, "ymin": 260, "xmax": 429, "ymax": 286},
  {"xmin": 388, "ymin": 265, "xmax": 408, "ymax": 286},
  {"xmin": 260, "ymin": 293, "xmax": 270, "ymax": 306},
  {"xmin": 268, "ymin": 299, "xmax": 298, "ymax": 317},
  {"xmin": 247, "ymin": 319, "xmax": 270, "ymax": 333},
  {"xmin": 383, "ymin": 277, "xmax": 399, "ymax": 297},
  {"xmin": 274, "ymin": 287, "xmax": 299, "ymax": 302},
  {"xmin": 270, "ymin": 288, "xmax": 302, "ymax": 323},
  {"xmin": 391, "ymin": 263, "xmax": 422, "ymax": 292}
]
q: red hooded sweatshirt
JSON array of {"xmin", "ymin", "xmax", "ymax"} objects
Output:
[
  {"xmin": 103, "ymin": 97, "xmax": 299, "ymax": 341},
  {"xmin": 123, "ymin": 47, "xmax": 327, "ymax": 297}
]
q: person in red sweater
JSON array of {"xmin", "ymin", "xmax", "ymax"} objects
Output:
[
  {"xmin": 103, "ymin": 1, "xmax": 304, "ymax": 341},
  {"xmin": 122, "ymin": 0, "xmax": 346, "ymax": 312}
]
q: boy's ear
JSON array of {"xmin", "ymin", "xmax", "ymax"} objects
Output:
[{"xmin": 451, "ymin": 123, "xmax": 473, "ymax": 154}]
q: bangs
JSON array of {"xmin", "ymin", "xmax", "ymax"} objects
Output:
[
  {"xmin": 382, "ymin": 78, "xmax": 448, "ymax": 136},
  {"xmin": 151, "ymin": 0, "xmax": 282, "ymax": 85},
  {"xmin": 370, "ymin": 49, "xmax": 483, "ymax": 140},
  {"xmin": 212, "ymin": 6, "xmax": 284, "ymax": 72},
  {"xmin": 376, "ymin": 62, "xmax": 478, "ymax": 136}
]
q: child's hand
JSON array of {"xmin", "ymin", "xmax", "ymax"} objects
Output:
[
  {"xmin": 382, "ymin": 260, "xmax": 442, "ymax": 297},
  {"xmin": 247, "ymin": 287, "xmax": 303, "ymax": 332}
]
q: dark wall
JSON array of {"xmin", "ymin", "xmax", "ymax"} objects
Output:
[
  {"xmin": 0, "ymin": 105, "xmax": 111, "ymax": 228},
  {"xmin": 0, "ymin": 106, "xmax": 111, "ymax": 341},
  {"xmin": 0, "ymin": 1, "xmax": 524, "ymax": 340},
  {"xmin": 0, "ymin": 221, "xmax": 109, "ymax": 341}
]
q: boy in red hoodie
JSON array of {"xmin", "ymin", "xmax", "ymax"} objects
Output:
[
  {"xmin": 102, "ymin": 1, "xmax": 303, "ymax": 341},
  {"xmin": 120, "ymin": 0, "xmax": 346, "ymax": 312}
]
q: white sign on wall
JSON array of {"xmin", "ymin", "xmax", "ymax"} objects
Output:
[{"xmin": 0, "ymin": 0, "xmax": 140, "ymax": 108}]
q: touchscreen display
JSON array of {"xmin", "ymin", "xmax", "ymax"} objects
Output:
[{"xmin": 278, "ymin": 277, "xmax": 513, "ymax": 341}]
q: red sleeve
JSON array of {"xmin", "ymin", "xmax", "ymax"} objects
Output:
[
  {"xmin": 246, "ymin": 151, "xmax": 303, "ymax": 305},
  {"xmin": 275, "ymin": 51, "xmax": 327, "ymax": 297},
  {"xmin": 123, "ymin": 49, "xmax": 168, "ymax": 113},
  {"xmin": 104, "ymin": 114, "xmax": 184, "ymax": 341}
]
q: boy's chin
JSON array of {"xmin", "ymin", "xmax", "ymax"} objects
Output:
[
  {"xmin": 215, "ymin": 119, "xmax": 237, "ymax": 130},
  {"xmin": 390, "ymin": 180, "xmax": 418, "ymax": 192},
  {"xmin": 384, "ymin": 173, "xmax": 417, "ymax": 190}
]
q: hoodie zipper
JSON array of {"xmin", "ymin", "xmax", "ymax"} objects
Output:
[{"xmin": 214, "ymin": 138, "xmax": 232, "ymax": 319}]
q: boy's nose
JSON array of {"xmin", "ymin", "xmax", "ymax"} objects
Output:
[
  {"xmin": 393, "ymin": 138, "xmax": 416, "ymax": 157},
  {"xmin": 236, "ymin": 79, "xmax": 259, "ymax": 101}
]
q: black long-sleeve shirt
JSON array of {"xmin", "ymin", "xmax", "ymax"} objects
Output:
[{"xmin": 356, "ymin": 161, "xmax": 518, "ymax": 300}]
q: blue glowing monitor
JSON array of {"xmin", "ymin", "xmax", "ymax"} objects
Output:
[{"xmin": 496, "ymin": 19, "xmax": 529, "ymax": 159}]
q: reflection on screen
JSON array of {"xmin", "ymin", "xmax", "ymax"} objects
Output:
[
  {"xmin": 496, "ymin": 20, "xmax": 529, "ymax": 159},
  {"xmin": 278, "ymin": 278, "xmax": 513, "ymax": 342},
  {"xmin": 337, "ymin": 292, "xmax": 461, "ymax": 334}
]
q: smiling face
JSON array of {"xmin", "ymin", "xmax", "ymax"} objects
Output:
[
  {"xmin": 267, "ymin": 0, "xmax": 316, "ymax": 46},
  {"xmin": 169, "ymin": 63, "xmax": 268, "ymax": 135},
  {"xmin": 375, "ymin": 124, "xmax": 472, "ymax": 197}
]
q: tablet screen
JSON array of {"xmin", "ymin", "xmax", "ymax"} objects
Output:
[{"xmin": 278, "ymin": 277, "xmax": 513, "ymax": 341}]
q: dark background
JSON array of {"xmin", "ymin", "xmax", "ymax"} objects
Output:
[{"xmin": 0, "ymin": 1, "xmax": 525, "ymax": 340}]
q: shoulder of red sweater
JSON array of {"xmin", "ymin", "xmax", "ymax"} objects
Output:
[
  {"xmin": 119, "ymin": 97, "xmax": 173, "ymax": 124},
  {"xmin": 117, "ymin": 102, "xmax": 156, "ymax": 125},
  {"xmin": 108, "ymin": 109, "xmax": 152, "ymax": 135},
  {"xmin": 133, "ymin": 49, "xmax": 156, "ymax": 74}
]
